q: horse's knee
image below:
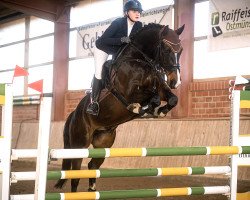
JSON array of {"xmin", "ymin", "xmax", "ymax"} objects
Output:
[
  {"xmin": 168, "ymin": 95, "xmax": 178, "ymax": 106},
  {"xmin": 150, "ymin": 95, "xmax": 161, "ymax": 108}
]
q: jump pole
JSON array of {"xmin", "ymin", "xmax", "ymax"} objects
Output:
[
  {"xmin": 11, "ymin": 166, "xmax": 231, "ymax": 181},
  {"xmin": 34, "ymin": 94, "xmax": 52, "ymax": 200},
  {"xmin": 230, "ymin": 90, "xmax": 250, "ymax": 200},
  {"xmin": 0, "ymin": 84, "xmax": 13, "ymax": 200},
  {"xmin": 11, "ymin": 186, "xmax": 230, "ymax": 200}
]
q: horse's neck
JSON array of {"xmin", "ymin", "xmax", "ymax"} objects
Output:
[{"xmin": 132, "ymin": 32, "xmax": 160, "ymax": 59}]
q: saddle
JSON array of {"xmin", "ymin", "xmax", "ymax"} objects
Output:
[
  {"xmin": 101, "ymin": 43, "xmax": 129, "ymax": 88},
  {"xmin": 98, "ymin": 44, "xmax": 161, "ymax": 117},
  {"xmin": 101, "ymin": 60, "xmax": 114, "ymax": 87}
]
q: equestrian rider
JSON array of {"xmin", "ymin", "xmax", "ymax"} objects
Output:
[{"xmin": 86, "ymin": 0, "xmax": 143, "ymax": 116}]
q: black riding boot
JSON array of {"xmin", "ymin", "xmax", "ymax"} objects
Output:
[{"xmin": 86, "ymin": 77, "xmax": 102, "ymax": 116}]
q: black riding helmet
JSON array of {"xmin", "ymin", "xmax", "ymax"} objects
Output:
[{"xmin": 124, "ymin": 0, "xmax": 143, "ymax": 13}]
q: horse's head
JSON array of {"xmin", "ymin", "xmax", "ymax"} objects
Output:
[{"xmin": 157, "ymin": 25, "xmax": 184, "ymax": 89}]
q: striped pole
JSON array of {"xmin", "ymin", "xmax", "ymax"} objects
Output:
[
  {"xmin": 50, "ymin": 146, "xmax": 250, "ymax": 159},
  {"xmin": 11, "ymin": 146, "xmax": 250, "ymax": 160},
  {"xmin": 13, "ymin": 95, "xmax": 40, "ymax": 105},
  {"xmin": 10, "ymin": 186, "xmax": 230, "ymax": 200},
  {"xmin": 11, "ymin": 166, "xmax": 231, "ymax": 182},
  {"xmin": 46, "ymin": 186, "xmax": 230, "ymax": 200}
]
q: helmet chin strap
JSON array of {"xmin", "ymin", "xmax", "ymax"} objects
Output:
[{"xmin": 126, "ymin": 12, "xmax": 136, "ymax": 23}]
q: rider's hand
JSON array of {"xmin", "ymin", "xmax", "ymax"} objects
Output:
[{"xmin": 121, "ymin": 36, "xmax": 131, "ymax": 44}]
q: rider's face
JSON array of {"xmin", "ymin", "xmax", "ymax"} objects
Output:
[{"xmin": 127, "ymin": 10, "xmax": 141, "ymax": 22}]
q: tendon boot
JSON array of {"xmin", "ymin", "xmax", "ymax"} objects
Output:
[{"xmin": 86, "ymin": 77, "xmax": 102, "ymax": 115}]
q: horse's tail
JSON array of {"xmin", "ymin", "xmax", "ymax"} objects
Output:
[{"xmin": 54, "ymin": 112, "xmax": 73, "ymax": 189}]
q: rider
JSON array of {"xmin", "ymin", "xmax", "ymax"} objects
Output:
[{"xmin": 86, "ymin": 0, "xmax": 143, "ymax": 116}]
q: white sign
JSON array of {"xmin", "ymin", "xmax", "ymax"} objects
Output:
[
  {"xmin": 76, "ymin": 6, "xmax": 173, "ymax": 57},
  {"xmin": 208, "ymin": 0, "xmax": 250, "ymax": 51}
]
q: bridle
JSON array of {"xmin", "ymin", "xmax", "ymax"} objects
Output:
[
  {"xmin": 156, "ymin": 38, "xmax": 183, "ymax": 75},
  {"xmin": 108, "ymin": 26, "xmax": 183, "ymax": 111}
]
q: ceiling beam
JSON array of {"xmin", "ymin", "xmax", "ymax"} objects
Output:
[{"xmin": 0, "ymin": 0, "xmax": 76, "ymax": 22}]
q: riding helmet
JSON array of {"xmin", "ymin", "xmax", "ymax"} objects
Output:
[{"xmin": 124, "ymin": 0, "xmax": 143, "ymax": 13}]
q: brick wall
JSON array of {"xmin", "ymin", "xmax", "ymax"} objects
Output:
[
  {"xmin": 0, "ymin": 105, "xmax": 39, "ymax": 123},
  {"xmin": 1, "ymin": 80, "xmax": 249, "ymax": 122},
  {"xmin": 64, "ymin": 90, "xmax": 86, "ymax": 119},
  {"xmin": 189, "ymin": 80, "xmax": 250, "ymax": 118}
]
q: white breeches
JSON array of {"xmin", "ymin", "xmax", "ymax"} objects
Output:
[{"xmin": 94, "ymin": 46, "xmax": 108, "ymax": 80}]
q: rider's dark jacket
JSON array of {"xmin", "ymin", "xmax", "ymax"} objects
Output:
[{"xmin": 95, "ymin": 17, "xmax": 143, "ymax": 55}]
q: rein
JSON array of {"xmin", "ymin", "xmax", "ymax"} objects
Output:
[
  {"xmin": 108, "ymin": 42, "xmax": 165, "ymax": 110},
  {"xmin": 129, "ymin": 43, "xmax": 164, "ymax": 75},
  {"xmin": 107, "ymin": 30, "xmax": 182, "ymax": 111}
]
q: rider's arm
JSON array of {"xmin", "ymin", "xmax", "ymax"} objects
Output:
[{"xmin": 96, "ymin": 18, "xmax": 124, "ymax": 47}]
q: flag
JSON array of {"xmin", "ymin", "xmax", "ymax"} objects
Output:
[
  {"xmin": 28, "ymin": 79, "xmax": 43, "ymax": 94},
  {"xmin": 235, "ymin": 75, "xmax": 249, "ymax": 85},
  {"xmin": 13, "ymin": 65, "xmax": 29, "ymax": 78}
]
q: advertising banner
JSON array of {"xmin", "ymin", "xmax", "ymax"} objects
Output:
[
  {"xmin": 76, "ymin": 6, "xmax": 173, "ymax": 57},
  {"xmin": 208, "ymin": 0, "xmax": 250, "ymax": 51}
]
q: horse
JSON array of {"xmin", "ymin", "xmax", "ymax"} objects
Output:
[{"xmin": 55, "ymin": 23, "xmax": 185, "ymax": 192}]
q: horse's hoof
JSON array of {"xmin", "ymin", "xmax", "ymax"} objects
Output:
[
  {"xmin": 88, "ymin": 188, "xmax": 96, "ymax": 192},
  {"xmin": 127, "ymin": 103, "xmax": 141, "ymax": 114}
]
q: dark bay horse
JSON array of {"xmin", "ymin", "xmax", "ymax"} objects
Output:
[{"xmin": 55, "ymin": 23, "xmax": 184, "ymax": 192}]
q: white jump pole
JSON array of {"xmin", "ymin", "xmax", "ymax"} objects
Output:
[
  {"xmin": 34, "ymin": 94, "xmax": 52, "ymax": 200},
  {"xmin": 230, "ymin": 90, "xmax": 240, "ymax": 200},
  {"xmin": 0, "ymin": 84, "xmax": 13, "ymax": 200}
]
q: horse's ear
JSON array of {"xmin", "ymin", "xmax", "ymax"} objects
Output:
[
  {"xmin": 160, "ymin": 25, "xmax": 169, "ymax": 37},
  {"xmin": 175, "ymin": 24, "xmax": 185, "ymax": 35}
]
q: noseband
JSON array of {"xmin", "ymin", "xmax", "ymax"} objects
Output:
[{"xmin": 156, "ymin": 38, "xmax": 182, "ymax": 74}]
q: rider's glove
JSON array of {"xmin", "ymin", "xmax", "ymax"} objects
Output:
[{"xmin": 121, "ymin": 36, "xmax": 131, "ymax": 44}]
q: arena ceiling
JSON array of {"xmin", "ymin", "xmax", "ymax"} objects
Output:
[{"xmin": 0, "ymin": 0, "xmax": 83, "ymax": 23}]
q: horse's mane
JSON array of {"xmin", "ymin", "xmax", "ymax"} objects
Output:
[
  {"xmin": 130, "ymin": 23, "xmax": 164, "ymax": 40},
  {"xmin": 142, "ymin": 23, "xmax": 164, "ymax": 31}
]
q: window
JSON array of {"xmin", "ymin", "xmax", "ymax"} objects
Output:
[
  {"xmin": 0, "ymin": 43, "xmax": 24, "ymax": 70},
  {"xmin": 68, "ymin": 58, "xmax": 95, "ymax": 90},
  {"xmin": 70, "ymin": 0, "xmax": 123, "ymax": 28},
  {"xmin": 29, "ymin": 36, "xmax": 54, "ymax": 65},
  {"xmin": 29, "ymin": 16, "xmax": 54, "ymax": 38},
  {"xmin": 28, "ymin": 65, "xmax": 53, "ymax": 94},
  {"xmin": 0, "ymin": 18, "xmax": 25, "ymax": 45},
  {"xmin": 194, "ymin": 1, "xmax": 209, "ymax": 37},
  {"xmin": 140, "ymin": 0, "xmax": 174, "ymax": 10},
  {"xmin": 0, "ymin": 17, "xmax": 54, "ymax": 95}
]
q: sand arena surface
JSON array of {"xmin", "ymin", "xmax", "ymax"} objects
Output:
[{"xmin": 10, "ymin": 161, "xmax": 250, "ymax": 200}]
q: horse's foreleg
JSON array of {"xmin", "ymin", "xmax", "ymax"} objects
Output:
[
  {"xmin": 71, "ymin": 158, "xmax": 83, "ymax": 192},
  {"xmin": 88, "ymin": 158, "xmax": 105, "ymax": 191},
  {"xmin": 88, "ymin": 129, "xmax": 116, "ymax": 191},
  {"xmin": 157, "ymin": 90, "xmax": 178, "ymax": 116}
]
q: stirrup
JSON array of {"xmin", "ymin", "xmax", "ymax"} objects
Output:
[{"xmin": 86, "ymin": 102, "xmax": 99, "ymax": 116}]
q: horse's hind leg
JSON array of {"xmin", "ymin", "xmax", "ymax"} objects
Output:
[
  {"xmin": 71, "ymin": 158, "xmax": 83, "ymax": 192},
  {"xmin": 88, "ymin": 128, "xmax": 116, "ymax": 191}
]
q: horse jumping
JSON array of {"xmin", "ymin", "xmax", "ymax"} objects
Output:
[{"xmin": 55, "ymin": 23, "xmax": 185, "ymax": 192}]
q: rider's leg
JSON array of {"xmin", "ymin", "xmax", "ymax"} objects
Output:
[{"xmin": 86, "ymin": 47, "xmax": 108, "ymax": 115}]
